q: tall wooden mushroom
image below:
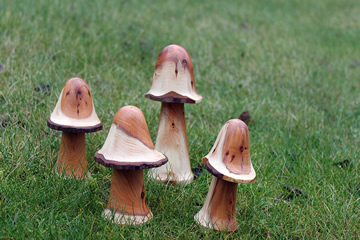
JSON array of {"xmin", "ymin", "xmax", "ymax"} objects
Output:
[
  {"xmin": 194, "ymin": 119, "xmax": 256, "ymax": 231},
  {"xmin": 47, "ymin": 77, "xmax": 102, "ymax": 179},
  {"xmin": 94, "ymin": 106, "xmax": 167, "ymax": 225},
  {"xmin": 145, "ymin": 44, "xmax": 202, "ymax": 184}
]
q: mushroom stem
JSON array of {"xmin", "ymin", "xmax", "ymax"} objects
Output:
[
  {"xmin": 57, "ymin": 132, "xmax": 87, "ymax": 179},
  {"xmin": 104, "ymin": 169, "xmax": 152, "ymax": 225},
  {"xmin": 194, "ymin": 176, "xmax": 238, "ymax": 231},
  {"xmin": 148, "ymin": 102, "xmax": 193, "ymax": 184}
]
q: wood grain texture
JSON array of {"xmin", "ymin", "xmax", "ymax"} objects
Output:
[
  {"xmin": 48, "ymin": 77, "xmax": 102, "ymax": 131},
  {"xmin": 47, "ymin": 117, "xmax": 102, "ymax": 133},
  {"xmin": 202, "ymin": 119, "xmax": 256, "ymax": 183},
  {"xmin": 94, "ymin": 152, "xmax": 167, "ymax": 170},
  {"xmin": 57, "ymin": 131, "xmax": 88, "ymax": 179},
  {"xmin": 145, "ymin": 91, "xmax": 196, "ymax": 104},
  {"xmin": 106, "ymin": 169, "xmax": 151, "ymax": 219},
  {"xmin": 155, "ymin": 44, "xmax": 195, "ymax": 88},
  {"xmin": 94, "ymin": 106, "xmax": 167, "ymax": 169},
  {"xmin": 194, "ymin": 176, "xmax": 238, "ymax": 232},
  {"xmin": 112, "ymin": 105, "xmax": 154, "ymax": 149},
  {"xmin": 145, "ymin": 44, "xmax": 202, "ymax": 103},
  {"xmin": 61, "ymin": 78, "xmax": 93, "ymax": 119},
  {"xmin": 148, "ymin": 102, "xmax": 194, "ymax": 184},
  {"xmin": 222, "ymin": 120, "xmax": 251, "ymax": 175}
]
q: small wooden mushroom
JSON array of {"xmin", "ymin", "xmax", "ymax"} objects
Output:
[
  {"xmin": 145, "ymin": 44, "xmax": 202, "ymax": 184},
  {"xmin": 94, "ymin": 106, "xmax": 167, "ymax": 225},
  {"xmin": 194, "ymin": 119, "xmax": 256, "ymax": 231},
  {"xmin": 47, "ymin": 78, "xmax": 102, "ymax": 179}
]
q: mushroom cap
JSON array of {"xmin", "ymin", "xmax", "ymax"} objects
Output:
[
  {"xmin": 202, "ymin": 119, "xmax": 256, "ymax": 183},
  {"xmin": 94, "ymin": 106, "xmax": 168, "ymax": 170},
  {"xmin": 145, "ymin": 44, "xmax": 202, "ymax": 104},
  {"xmin": 47, "ymin": 78, "xmax": 102, "ymax": 133}
]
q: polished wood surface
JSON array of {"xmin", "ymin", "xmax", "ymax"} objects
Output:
[
  {"xmin": 194, "ymin": 176, "xmax": 238, "ymax": 231},
  {"xmin": 148, "ymin": 102, "xmax": 194, "ymax": 184},
  {"xmin": 107, "ymin": 169, "xmax": 150, "ymax": 216},
  {"xmin": 57, "ymin": 131, "xmax": 88, "ymax": 179},
  {"xmin": 145, "ymin": 91, "xmax": 196, "ymax": 104},
  {"xmin": 94, "ymin": 151, "xmax": 167, "ymax": 170},
  {"xmin": 209, "ymin": 177, "xmax": 238, "ymax": 231},
  {"xmin": 222, "ymin": 119, "xmax": 251, "ymax": 175},
  {"xmin": 112, "ymin": 105, "xmax": 154, "ymax": 149},
  {"xmin": 61, "ymin": 78, "xmax": 93, "ymax": 119},
  {"xmin": 202, "ymin": 119, "xmax": 256, "ymax": 183},
  {"xmin": 145, "ymin": 44, "xmax": 202, "ymax": 104},
  {"xmin": 155, "ymin": 44, "xmax": 195, "ymax": 85},
  {"xmin": 47, "ymin": 117, "xmax": 102, "ymax": 133}
]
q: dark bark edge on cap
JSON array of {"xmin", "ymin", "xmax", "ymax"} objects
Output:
[
  {"xmin": 94, "ymin": 152, "xmax": 168, "ymax": 170},
  {"xmin": 47, "ymin": 118, "xmax": 103, "ymax": 133},
  {"xmin": 145, "ymin": 92, "xmax": 196, "ymax": 104}
]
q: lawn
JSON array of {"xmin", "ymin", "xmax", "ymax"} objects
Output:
[{"xmin": 0, "ymin": 0, "xmax": 359, "ymax": 239}]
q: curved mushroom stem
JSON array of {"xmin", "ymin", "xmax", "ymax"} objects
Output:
[
  {"xmin": 103, "ymin": 169, "xmax": 152, "ymax": 225},
  {"xmin": 148, "ymin": 102, "xmax": 194, "ymax": 184},
  {"xmin": 194, "ymin": 176, "xmax": 238, "ymax": 231},
  {"xmin": 57, "ymin": 132, "xmax": 88, "ymax": 179}
]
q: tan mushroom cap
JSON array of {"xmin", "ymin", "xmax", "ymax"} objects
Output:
[
  {"xmin": 48, "ymin": 78, "xmax": 102, "ymax": 133},
  {"xmin": 94, "ymin": 106, "xmax": 168, "ymax": 170},
  {"xmin": 202, "ymin": 119, "xmax": 256, "ymax": 183},
  {"xmin": 145, "ymin": 44, "xmax": 202, "ymax": 103}
]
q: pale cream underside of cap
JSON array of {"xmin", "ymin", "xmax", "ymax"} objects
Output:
[
  {"xmin": 146, "ymin": 61, "xmax": 202, "ymax": 103},
  {"xmin": 50, "ymin": 89, "xmax": 101, "ymax": 127},
  {"xmin": 205, "ymin": 123, "xmax": 256, "ymax": 183},
  {"xmin": 102, "ymin": 209, "xmax": 153, "ymax": 225},
  {"xmin": 98, "ymin": 124, "xmax": 166, "ymax": 163}
]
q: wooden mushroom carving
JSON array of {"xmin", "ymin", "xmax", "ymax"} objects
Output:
[
  {"xmin": 47, "ymin": 78, "xmax": 102, "ymax": 179},
  {"xmin": 194, "ymin": 119, "xmax": 256, "ymax": 231},
  {"xmin": 94, "ymin": 106, "xmax": 167, "ymax": 225},
  {"xmin": 145, "ymin": 44, "xmax": 202, "ymax": 184}
]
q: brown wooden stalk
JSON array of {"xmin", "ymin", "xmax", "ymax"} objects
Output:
[
  {"xmin": 145, "ymin": 45, "xmax": 203, "ymax": 184},
  {"xmin": 103, "ymin": 169, "xmax": 152, "ymax": 224},
  {"xmin": 148, "ymin": 102, "xmax": 193, "ymax": 183},
  {"xmin": 195, "ymin": 119, "xmax": 256, "ymax": 231},
  {"xmin": 194, "ymin": 176, "xmax": 238, "ymax": 231},
  {"xmin": 57, "ymin": 132, "xmax": 87, "ymax": 179},
  {"xmin": 47, "ymin": 78, "xmax": 102, "ymax": 179},
  {"xmin": 94, "ymin": 106, "xmax": 167, "ymax": 225}
]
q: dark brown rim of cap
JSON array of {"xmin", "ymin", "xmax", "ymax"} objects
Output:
[
  {"xmin": 145, "ymin": 91, "xmax": 196, "ymax": 104},
  {"xmin": 202, "ymin": 157, "xmax": 224, "ymax": 179},
  {"xmin": 94, "ymin": 152, "xmax": 168, "ymax": 170},
  {"xmin": 47, "ymin": 117, "xmax": 103, "ymax": 133},
  {"xmin": 203, "ymin": 156, "xmax": 256, "ymax": 183}
]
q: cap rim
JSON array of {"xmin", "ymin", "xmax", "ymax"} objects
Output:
[
  {"xmin": 47, "ymin": 117, "xmax": 103, "ymax": 133},
  {"xmin": 94, "ymin": 152, "xmax": 168, "ymax": 170}
]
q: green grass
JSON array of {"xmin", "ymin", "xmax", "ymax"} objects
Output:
[{"xmin": 1, "ymin": 0, "xmax": 359, "ymax": 238}]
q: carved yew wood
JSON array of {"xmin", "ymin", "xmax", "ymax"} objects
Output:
[
  {"xmin": 148, "ymin": 102, "xmax": 193, "ymax": 183},
  {"xmin": 145, "ymin": 44, "xmax": 202, "ymax": 184},
  {"xmin": 194, "ymin": 119, "xmax": 256, "ymax": 231},
  {"xmin": 194, "ymin": 176, "xmax": 238, "ymax": 231},
  {"xmin": 145, "ymin": 44, "xmax": 202, "ymax": 103},
  {"xmin": 103, "ymin": 169, "xmax": 152, "ymax": 225},
  {"xmin": 202, "ymin": 119, "xmax": 256, "ymax": 183},
  {"xmin": 48, "ymin": 78, "xmax": 102, "ymax": 179},
  {"xmin": 95, "ymin": 106, "xmax": 167, "ymax": 225},
  {"xmin": 57, "ymin": 132, "xmax": 87, "ymax": 179}
]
